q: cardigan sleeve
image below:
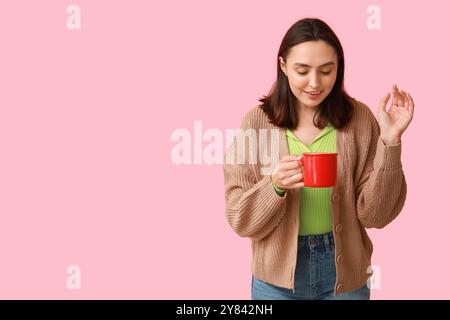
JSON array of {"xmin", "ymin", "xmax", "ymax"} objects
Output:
[
  {"xmin": 355, "ymin": 106, "xmax": 407, "ymax": 229},
  {"xmin": 223, "ymin": 109, "xmax": 287, "ymax": 240}
]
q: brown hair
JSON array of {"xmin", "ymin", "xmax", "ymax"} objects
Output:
[{"xmin": 259, "ymin": 18, "xmax": 354, "ymax": 130}]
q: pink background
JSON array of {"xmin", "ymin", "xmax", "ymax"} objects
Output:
[{"xmin": 0, "ymin": 0, "xmax": 447, "ymax": 299}]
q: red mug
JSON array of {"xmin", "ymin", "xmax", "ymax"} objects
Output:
[{"xmin": 299, "ymin": 152, "xmax": 337, "ymax": 187}]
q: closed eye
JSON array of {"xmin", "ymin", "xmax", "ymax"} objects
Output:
[{"xmin": 297, "ymin": 71, "xmax": 332, "ymax": 76}]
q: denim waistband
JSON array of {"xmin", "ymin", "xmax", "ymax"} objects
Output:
[{"xmin": 298, "ymin": 231, "xmax": 334, "ymax": 253}]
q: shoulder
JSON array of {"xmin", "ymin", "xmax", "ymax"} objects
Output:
[
  {"xmin": 350, "ymin": 97, "xmax": 374, "ymax": 118},
  {"xmin": 240, "ymin": 105, "xmax": 273, "ymax": 129},
  {"xmin": 348, "ymin": 97, "xmax": 378, "ymax": 129},
  {"xmin": 346, "ymin": 97, "xmax": 380, "ymax": 145}
]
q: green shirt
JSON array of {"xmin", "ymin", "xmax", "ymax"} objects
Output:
[{"xmin": 273, "ymin": 123, "xmax": 336, "ymax": 235}]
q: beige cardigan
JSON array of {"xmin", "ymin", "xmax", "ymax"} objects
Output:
[{"xmin": 223, "ymin": 98, "xmax": 407, "ymax": 296}]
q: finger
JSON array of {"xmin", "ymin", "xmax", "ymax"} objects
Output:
[
  {"xmin": 408, "ymin": 92, "xmax": 415, "ymax": 106},
  {"xmin": 280, "ymin": 155, "xmax": 302, "ymax": 163},
  {"xmin": 394, "ymin": 85, "xmax": 404, "ymax": 108},
  {"xmin": 280, "ymin": 159, "xmax": 302, "ymax": 171},
  {"xmin": 392, "ymin": 84, "xmax": 398, "ymax": 108},
  {"xmin": 282, "ymin": 173, "xmax": 303, "ymax": 186},
  {"xmin": 398, "ymin": 88, "xmax": 406, "ymax": 108},
  {"xmin": 406, "ymin": 92, "xmax": 414, "ymax": 115},
  {"xmin": 281, "ymin": 172, "xmax": 301, "ymax": 186},
  {"xmin": 403, "ymin": 91, "xmax": 410, "ymax": 112},
  {"xmin": 378, "ymin": 92, "xmax": 390, "ymax": 114},
  {"xmin": 406, "ymin": 92, "xmax": 415, "ymax": 108},
  {"xmin": 279, "ymin": 168, "xmax": 303, "ymax": 180}
]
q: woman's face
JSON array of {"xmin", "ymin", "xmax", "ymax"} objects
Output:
[{"xmin": 279, "ymin": 40, "xmax": 338, "ymax": 109}]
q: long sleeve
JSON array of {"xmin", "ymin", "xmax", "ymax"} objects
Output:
[
  {"xmin": 223, "ymin": 110, "xmax": 287, "ymax": 240},
  {"xmin": 355, "ymin": 109, "xmax": 407, "ymax": 229}
]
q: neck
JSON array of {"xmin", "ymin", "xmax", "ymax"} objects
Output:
[{"xmin": 297, "ymin": 101, "xmax": 319, "ymax": 128}]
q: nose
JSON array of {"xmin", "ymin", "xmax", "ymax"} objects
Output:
[{"xmin": 309, "ymin": 72, "xmax": 321, "ymax": 89}]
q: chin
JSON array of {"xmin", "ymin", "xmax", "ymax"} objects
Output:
[
  {"xmin": 298, "ymin": 91, "xmax": 329, "ymax": 107},
  {"xmin": 299, "ymin": 98, "xmax": 322, "ymax": 108}
]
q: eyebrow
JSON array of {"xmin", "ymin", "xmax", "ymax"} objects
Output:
[{"xmin": 293, "ymin": 61, "xmax": 335, "ymax": 68}]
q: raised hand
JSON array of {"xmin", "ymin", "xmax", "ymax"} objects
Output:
[{"xmin": 377, "ymin": 84, "xmax": 414, "ymax": 145}]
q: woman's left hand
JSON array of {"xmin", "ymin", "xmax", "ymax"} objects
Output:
[{"xmin": 377, "ymin": 84, "xmax": 415, "ymax": 145}]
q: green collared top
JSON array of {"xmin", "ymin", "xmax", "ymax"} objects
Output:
[{"xmin": 273, "ymin": 123, "xmax": 336, "ymax": 235}]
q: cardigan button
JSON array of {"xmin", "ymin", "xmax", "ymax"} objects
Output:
[
  {"xmin": 335, "ymin": 224, "xmax": 343, "ymax": 233},
  {"xmin": 332, "ymin": 193, "xmax": 339, "ymax": 202},
  {"xmin": 336, "ymin": 283, "xmax": 343, "ymax": 292},
  {"xmin": 336, "ymin": 254, "xmax": 344, "ymax": 264}
]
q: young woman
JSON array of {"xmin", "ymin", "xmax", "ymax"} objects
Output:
[{"xmin": 223, "ymin": 18, "xmax": 414, "ymax": 300}]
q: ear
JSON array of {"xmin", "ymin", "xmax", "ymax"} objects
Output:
[{"xmin": 279, "ymin": 56, "xmax": 287, "ymax": 75}]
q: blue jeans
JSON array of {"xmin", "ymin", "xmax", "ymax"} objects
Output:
[{"xmin": 252, "ymin": 232, "xmax": 370, "ymax": 300}]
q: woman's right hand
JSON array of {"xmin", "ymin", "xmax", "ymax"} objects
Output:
[{"xmin": 271, "ymin": 155, "xmax": 304, "ymax": 190}]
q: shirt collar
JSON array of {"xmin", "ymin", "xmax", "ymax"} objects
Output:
[{"xmin": 286, "ymin": 122, "xmax": 335, "ymax": 144}]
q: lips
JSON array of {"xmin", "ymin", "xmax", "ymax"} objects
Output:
[
  {"xmin": 304, "ymin": 90, "xmax": 323, "ymax": 99},
  {"xmin": 305, "ymin": 91, "xmax": 321, "ymax": 95}
]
